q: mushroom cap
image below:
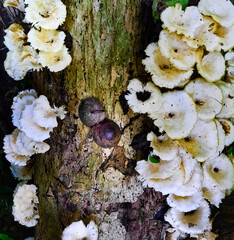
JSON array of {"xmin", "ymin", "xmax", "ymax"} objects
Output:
[
  {"xmin": 4, "ymin": 23, "xmax": 27, "ymax": 51},
  {"xmin": 177, "ymin": 120, "xmax": 218, "ymax": 162},
  {"xmin": 182, "ymin": 16, "xmax": 221, "ymax": 52},
  {"xmin": 135, "ymin": 155, "xmax": 181, "ymax": 180},
  {"xmin": 10, "ymin": 162, "xmax": 33, "ymax": 181},
  {"xmin": 216, "ymin": 81, "xmax": 234, "ymax": 118},
  {"xmin": 147, "ymin": 132, "xmax": 179, "ymax": 161},
  {"xmin": 213, "ymin": 120, "xmax": 225, "ymax": 158},
  {"xmin": 19, "ymin": 104, "xmax": 53, "ymax": 142},
  {"xmin": 38, "ymin": 46, "xmax": 72, "ymax": 72},
  {"xmin": 198, "ymin": 0, "xmax": 234, "ymax": 28},
  {"xmin": 24, "ymin": 0, "xmax": 66, "ymax": 29},
  {"xmin": 225, "ymin": 51, "xmax": 234, "ymax": 66},
  {"xmin": 184, "ymin": 78, "xmax": 223, "ymax": 120},
  {"xmin": 62, "ymin": 220, "xmax": 98, "ymax": 240},
  {"xmin": 197, "ymin": 51, "xmax": 225, "ymax": 82},
  {"xmin": 227, "ymin": 66, "xmax": 234, "ymax": 83},
  {"xmin": 218, "ymin": 119, "xmax": 234, "ymax": 146},
  {"xmin": 11, "ymin": 89, "xmax": 37, "ymax": 129},
  {"xmin": 203, "ymin": 154, "xmax": 234, "ymax": 191},
  {"xmin": 167, "ymin": 192, "xmax": 203, "ymax": 212},
  {"xmin": 158, "ymin": 29, "xmax": 198, "ymax": 70},
  {"xmin": 125, "ymin": 79, "xmax": 163, "ymax": 114},
  {"xmin": 32, "ymin": 95, "xmax": 64, "ymax": 128},
  {"xmin": 167, "ymin": 200, "xmax": 211, "ymax": 234},
  {"xmin": 161, "ymin": 91, "xmax": 197, "ymax": 139},
  {"xmin": 142, "ymin": 43, "xmax": 193, "ymax": 89},
  {"xmin": 5, "ymin": 152, "xmax": 31, "ymax": 167},
  {"xmin": 3, "ymin": 0, "xmax": 25, "ymax": 11},
  {"xmin": 28, "ymin": 28, "xmax": 66, "ymax": 52},
  {"xmin": 12, "ymin": 184, "xmax": 39, "ymax": 227},
  {"xmin": 161, "ymin": 4, "xmax": 204, "ymax": 38},
  {"xmin": 4, "ymin": 46, "xmax": 41, "ymax": 80},
  {"xmin": 202, "ymin": 178, "xmax": 225, "ymax": 207}
]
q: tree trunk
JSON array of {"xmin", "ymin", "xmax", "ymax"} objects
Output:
[{"xmin": 33, "ymin": 0, "xmax": 166, "ymax": 239}]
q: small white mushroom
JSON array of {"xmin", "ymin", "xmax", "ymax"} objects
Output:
[
  {"xmin": 203, "ymin": 154, "xmax": 234, "ymax": 191},
  {"xmin": 197, "ymin": 51, "xmax": 225, "ymax": 82},
  {"xmin": 218, "ymin": 119, "xmax": 234, "ymax": 146},
  {"xmin": 11, "ymin": 89, "xmax": 37, "ymax": 129},
  {"xmin": 10, "ymin": 162, "xmax": 33, "ymax": 181},
  {"xmin": 184, "ymin": 78, "xmax": 223, "ymax": 120},
  {"xmin": 147, "ymin": 132, "xmax": 179, "ymax": 161},
  {"xmin": 38, "ymin": 46, "xmax": 72, "ymax": 72},
  {"xmin": 167, "ymin": 200, "xmax": 211, "ymax": 234},
  {"xmin": 4, "ymin": 23, "xmax": 27, "ymax": 51},
  {"xmin": 28, "ymin": 28, "xmax": 66, "ymax": 52},
  {"xmin": 225, "ymin": 51, "xmax": 234, "ymax": 67},
  {"xmin": 3, "ymin": 0, "xmax": 25, "ymax": 11},
  {"xmin": 167, "ymin": 192, "xmax": 203, "ymax": 212},
  {"xmin": 161, "ymin": 91, "xmax": 197, "ymax": 139},
  {"xmin": 32, "ymin": 95, "xmax": 66, "ymax": 128},
  {"xmin": 198, "ymin": 0, "xmax": 234, "ymax": 28},
  {"xmin": 142, "ymin": 43, "xmax": 193, "ymax": 89},
  {"xmin": 62, "ymin": 220, "xmax": 98, "ymax": 240},
  {"xmin": 125, "ymin": 78, "xmax": 163, "ymax": 114},
  {"xmin": 24, "ymin": 0, "xmax": 67, "ymax": 29},
  {"xmin": 12, "ymin": 184, "xmax": 39, "ymax": 227},
  {"xmin": 177, "ymin": 120, "xmax": 218, "ymax": 162},
  {"xmin": 213, "ymin": 120, "xmax": 225, "ymax": 158},
  {"xmin": 216, "ymin": 81, "xmax": 234, "ymax": 118},
  {"xmin": 158, "ymin": 29, "xmax": 198, "ymax": 70},
  {"xmin": 161, "ymin": 4, "xmax": 204, "ymax": 38}
]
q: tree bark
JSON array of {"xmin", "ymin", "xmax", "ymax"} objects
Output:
[{"xmin": 33, "ymin": 0, "xmax": 166, "ymax": 239}]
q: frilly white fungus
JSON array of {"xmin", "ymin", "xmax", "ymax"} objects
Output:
[
  {"xmin": 4, "ymin": 23, "xmax": 27, "ymax": 51},
  {"xmin": 62, "ymin": 220, "xmax": 98, "ymax": 240},
  {"xmin": 12, "ymin": 184, "xmax": 39, "ymax": 227}
]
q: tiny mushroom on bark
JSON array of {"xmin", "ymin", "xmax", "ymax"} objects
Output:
[
  {"xmin": 62, "ymin": 220, "xmax": 98, "ymax": 240},
  {"xmin": 10, "ymin": 162, "xmax": 33, "ymax": 181}
]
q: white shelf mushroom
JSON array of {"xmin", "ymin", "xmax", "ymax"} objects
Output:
[
  {"xmin": 161, "ymin": 91, "xmax": 197, "ymax": 139},
  {"xmin": 62, "ymin": 220, "xmax": 98, "ymax": 240},
  {"xmin": 24, "ymin": 0, "xmax": 67, "ymax": 30},
  {"xmin": 10, "ymin": 162, "xmax": 33, "ymax": 181},
  {"xmin": 177, "ymin": 120, "xmax": 218, "ymax": 162},
  {"xmin": 32, "ymin": 95, "xmax": 66, "ymax": 128},
  {"xmin": 11, "ymin": 89, "xmax": 37, "ymax": 128},
  {"xmin": 12, "ymin": 184, "xmax": 39, "ymax": 227},
  {"xmin": 4, "ymin": 23, "xmax": 27, "ymax": 51},
  {"xmin": 147, "ymin": 132, "xmax": 179, "ymax": 161},
  {"xmin": 197, "ymin": 51, "xmax": 225, "ymax": 82},
  {"xmin": 166, "ymin": 200, "xmax": 211, "ymax": 234},
  {"xmin": 216, "ymin": 81, "xmax": 234, "ymax": 118},
  {"xmin": 167, "ymin": 192, "xmax": 203, "ymax": 212},
  {"xmin": 125, "ymin": 78, "xmax": 163, "ymax": 114},
  {"xmin": 28, "ymin": 28, "xmax": 66, "ymax": 52},
  {"xmin": 38, "ymin": 46, "xmax": 72, "ymax": 72},
  {"xmin": 198, "ymin": 0, "xmax": 234, "ymax": 28},
  {"xmin": 161, "ymin": 4, "xmax": 204, "ymax": 38},
  {"xmin": 142, "ymin": 43, "xmax": 193, "ymax": 89},
  {"xmin": 158, "ymin": 29, "xmax": 198, "ymax": 71},
  {"xmin": 203, "ymin": 154, "xmax": 234, "ymax": 191},
  {"xmin": 4, "ymin": 45, "xmax": 42, "ymax": 81},
  {"xmin": 184, "ymin": 78, "xmax": 223, "ymax": 120},
  {"xmin": 3, "ymin": 0, "xmax": 25, "ymax": 11},
  {"xmin": 218, "ymin": 119, "xmax": 234, "ymax": 146}
]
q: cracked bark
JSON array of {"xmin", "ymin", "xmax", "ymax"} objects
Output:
[{"xmin": 32, "ymin": 0, "xmax": 166, "ymax": 239}]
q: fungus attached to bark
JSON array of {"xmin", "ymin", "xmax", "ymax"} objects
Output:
[
  {"xmin": 79, "ymin": 97, "xmax": 106, "ymax": 127},
  {"xmin": 62, "ymin": 220, "xmax": 98, "ymax": 240},
  {"xmin": 92, "ymin": 119, "xmax": 121, "ymax": 148},
  {"xmin": 125, "ymin": 78, "xmax": 163, "ymax": 114},
  {"xmin": 10, "ymin": 162, "xmax": 33, "ymax": 181},
  {"xmin": 184, "ymin": 78, "xmax": 223, "ymax": 120},
  {"xmin": 142, "ymin": 43, "xmax": 193, "ymax": 89},
  {"xmin": 28, "ymin": 28, "xmax": 66, "ymax": 52},
  {"xmin": 4, "ymin": 23, "xmax": 27, "ymax": 51},
  {"xmin": 24, "ymin": 0, "xmax": 67, "ymax": 29},
  {"xmin": 12, "ymin": 184, "xmax": 39, "ymax": 227}
]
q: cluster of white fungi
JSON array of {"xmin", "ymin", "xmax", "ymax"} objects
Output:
[
  {"xmin": 126, "ymin": 0, "xmax": 234, "ymax": 239},
  {"xmin": 3, "ymin": 0, "xmax": 72, "ymax": 80}
]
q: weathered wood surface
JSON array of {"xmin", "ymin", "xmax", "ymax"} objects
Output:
[{"xmin": 32, "ymin": 0, "xmax": 166, "ymax": 239}]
